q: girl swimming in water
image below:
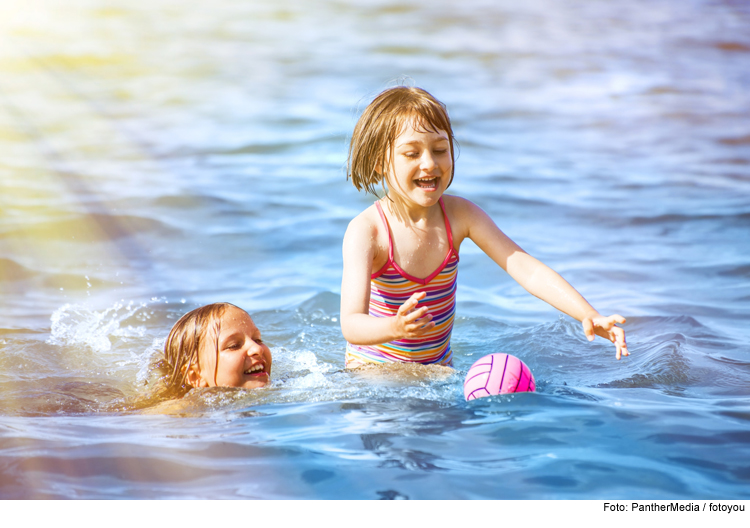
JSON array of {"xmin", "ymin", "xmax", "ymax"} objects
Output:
[
  {"xmin": 153, "ymin": 302, "xmax": 272, "ymax": 399},
  {"xmin": 340, "ymin": 86, "xmax": 628, "ymax": 368}
]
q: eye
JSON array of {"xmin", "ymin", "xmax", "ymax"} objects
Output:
[
  {"xmin": 225, "ymin": 342, "xmax": 241, "ymax": 350},
  {"xmin": 403, "ymin": 151, "xmax": 419, "ymax": 158},
  {"xmin": 255, "ymin": 338, "xmax": 264, "ymax": 344}
]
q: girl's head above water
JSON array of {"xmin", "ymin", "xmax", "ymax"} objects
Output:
[
  {"xmin": 159, "ymin": 303, "xmax": 272, "ymax": 398},
  {"xmin": 347, "ymin": 86, "xmax": 456, "ymax": 196}
]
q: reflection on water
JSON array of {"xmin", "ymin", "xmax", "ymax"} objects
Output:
[{"xmin": 1, "ymin": 0, "xmax": 749, "ymax": 498}]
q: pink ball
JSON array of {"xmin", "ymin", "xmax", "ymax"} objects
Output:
[{"xmin": 464, "ymin": 353, "xmax": 536, "ymax": 401}]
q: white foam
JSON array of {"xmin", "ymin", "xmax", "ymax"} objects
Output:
[{"xmin": 47, "ymin": 300, "xmax": 150, "ymax": 354}]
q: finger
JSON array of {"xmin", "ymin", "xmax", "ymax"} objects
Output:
[
  {"xmin": 616, "ymin": 329, "xmax": 629, "ymax": 357},
  {"xmin": 616, "ymin": 342, "xmax": 621, "ymax": 360},
  {"xmin": 613, "ymin": 327, "xmax": 627, "ymax": 347},
  {"xmin": 408, "ymin": 291, "xmax": 427, "ymax": 305},
  {"xmin": 417, "ymin": 319, "xmax": 435, "ymax": 331},
  {"xmin": 407, "ymin": 320, "xmax": 435, "ymax": 335},
  {"xmin": 612, "ymin": 327, "xmax": 630, "ymax": 359},
  {"xmin": 398, "ymin": 292, "xmax": 427, "ymax": 315},
  {"xmin": 582, "ymin": 318, "xmax": 595, "ymax": 342},
  {"xmin": 598, "ymin": 314, "xmax": 626, "ymax": 330},
  {"xmin": 405, "ymin": 306, "xmax": 430, "ymax": 323},
  {"xmin": 398, "ymin": 298, "xmax": 418, "ymax": 316},
  {"xmin": 405, "ymin": 298, "xmax": 420, "ymax": 314}
]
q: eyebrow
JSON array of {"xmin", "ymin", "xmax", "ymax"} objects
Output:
[{"xmin": 396, "ymin": 137, "xmax": 449, "ymax": 147}]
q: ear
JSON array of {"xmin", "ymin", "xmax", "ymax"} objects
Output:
[{"xmin": 184, "ymin": 362, "xmax": 209, "ymax": 388}]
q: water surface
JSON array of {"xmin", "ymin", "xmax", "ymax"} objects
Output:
[{"xmin": 1, "ymin": 0, "xmax": 749, "ymax": 499}]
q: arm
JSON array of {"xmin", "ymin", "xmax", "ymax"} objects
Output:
[
  {"xmin": 340, "ymin": 214, "xmax": 435, "ymax": 345},
  {"xmin": 459, "ymin": 199, "xmax": 629, "ymax": 359}
]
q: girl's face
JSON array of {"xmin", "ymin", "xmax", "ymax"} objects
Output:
[
  {"xmin": 191, "ymin": 306, "xmax": 272, "ymax": 389},
  {"xmin": 385, "ymin": 117, "xmax": 452, "ymax": 208}
]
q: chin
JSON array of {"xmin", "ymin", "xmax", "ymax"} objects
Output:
[
  {"xmin": 413, "ymin": 193, "xmax": 442, "ymax": 207},
  {"xmin": 241, "ymin": 374, "xmax": 270, "ymax": 389}
]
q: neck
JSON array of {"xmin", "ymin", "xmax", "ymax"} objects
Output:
[{"xmin": 382, "ymin": 194, "xmax": 440, "ymax": 225}]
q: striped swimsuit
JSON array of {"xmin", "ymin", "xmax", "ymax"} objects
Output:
[{"xmin": 345, "ymin": 197, "xmax": 459, "ymax": 367}]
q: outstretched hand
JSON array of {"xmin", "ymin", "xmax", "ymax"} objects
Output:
[
  {"xmin": 582, "ymin": 314, "xmax": 628, "ymax": 360},
  {"xmin": 392, "ymin": 291, "xmax": 435, "ymax": 339}
]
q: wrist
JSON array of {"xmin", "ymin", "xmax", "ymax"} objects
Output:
[
  {"xmin": 582, "ymin": 310, "xmax": 601, "ymax": 321},
  {"xmin": 388, "ymin": 315, "xmax": 401, "ymax": 341}
]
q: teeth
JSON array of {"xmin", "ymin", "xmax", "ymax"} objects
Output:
[
  {"xmin": 416, "ymin": 178, "xmax": 436, "ymax": 184},
  {"xmin": 415, "ymin": 177, "xmax": 437, "ymax": 188},
  {"xmin": 244, "ymin": 365, "xmax": 264, "ymax": 374}
]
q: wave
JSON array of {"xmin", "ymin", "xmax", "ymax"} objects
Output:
[{"xmin": 627, "ymin": 212, "xmax": 750, "ymax": 226}]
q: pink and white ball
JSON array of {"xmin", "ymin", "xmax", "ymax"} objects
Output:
[{"xmin": 464, "ymin": 353, "xmax": 536, "ymax": 401}]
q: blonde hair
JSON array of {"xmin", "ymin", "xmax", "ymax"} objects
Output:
[
  {"xmin": 155, "ymin": 302, "xmax": 238, "ymax": 399},
  {"xmin": 347, "ymin": 86, "xmax": 456, "ymax": 196}
]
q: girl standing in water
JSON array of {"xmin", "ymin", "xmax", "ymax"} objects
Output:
[{"xmin": 340, "ymin": 86, "xmax": 628, "ymax": 368}]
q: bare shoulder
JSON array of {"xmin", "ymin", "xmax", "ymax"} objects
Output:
[
  {"xmin": 343, "ymin": 203, "xmax": 389, "ymax": 268},
  {"xmin": 344, "ymin": 203, "xmax": 382, "ymax": 242},
  {"xmin": 138, "ymin": 397, "xmax": 192, "ymax": 415},
  {"xmin": 442, "ymin": 194, "xmax": 481, "ymax": 216},
  {"xmin": 441, "ymin": 194, "xmax": 486, "ymax": 241}
]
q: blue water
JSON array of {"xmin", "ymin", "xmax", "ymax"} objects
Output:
[{"xmin": 1, "ymin": 0, "xmax": 749, "ymax": 499}]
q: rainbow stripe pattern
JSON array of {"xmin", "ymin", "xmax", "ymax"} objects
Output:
[{"xmin": 345, "ymin": 198, "xmax": 459, "ymax": 367}]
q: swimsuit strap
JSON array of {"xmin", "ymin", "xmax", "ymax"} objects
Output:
[{"xmin": 438, "ymin": 197, "xmax": 455, "ymax": 250}]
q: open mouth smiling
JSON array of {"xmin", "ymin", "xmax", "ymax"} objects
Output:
[
  {"xmin": 414, "ymin": 177, "xmax": 438, "ymax": 189},
  {"xmin": 244, "ymin": 364, "xmax": 267, "ymax": 376}
]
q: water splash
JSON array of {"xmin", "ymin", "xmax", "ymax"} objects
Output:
[{"xmin": 47, "ymin": 300, "xmax": 152, "ymax": 353}]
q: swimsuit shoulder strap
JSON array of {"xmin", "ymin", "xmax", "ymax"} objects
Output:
[{"xmin": 438, "ymin": 197, "xmax": 455, "ymax": 250}]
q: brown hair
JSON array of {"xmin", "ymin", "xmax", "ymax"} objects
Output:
[
  {"xmin": 347, "ymin": 86, "xmax": 456, "ymax": 196},
  {"xmin": 156, "ymin": 302, "xmax": 237, "ymax": 399}
]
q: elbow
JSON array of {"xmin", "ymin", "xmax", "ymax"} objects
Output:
[{"xmin": 340, "ymin": 316, "xmax": 355, "ymax": 344}]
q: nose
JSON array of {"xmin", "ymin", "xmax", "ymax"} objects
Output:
[
  {"xmin": 247, "ymin": 340, "xmax": 263, "ymax": 356},
  {"xmin": 420, "ymin": 151, "xmax": 437, "ymax": 172}
]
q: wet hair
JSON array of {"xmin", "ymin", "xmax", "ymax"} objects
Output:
[
  {"xmin": 155, "ymin": 302, "xmax": 239, "ymax": 399},
  {"xmin": 347, "ymin": 86, "xmax": 456, "ymax": 196}
]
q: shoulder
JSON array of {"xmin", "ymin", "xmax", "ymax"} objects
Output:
[
  {"xmin": 343, "ymin": 203, "xmax": 386, "ymax": 254},
  {"xmin": 345, "ymin": 203, "xmax": 381, "ymax": 238},
  {"xmin": 138, "ymin": 396, "xmax": 193, "ymax": 415},
  {"xmin": 441, "ymin": 194, "xmax": 488, "ymax": 235},
  {"xmin": 343, "ymin": 202, "xmax": 389, "ymax": 272},
  {"xmin": 441, "ymin": 194, "xmax": 480, "ymax": 215}
]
